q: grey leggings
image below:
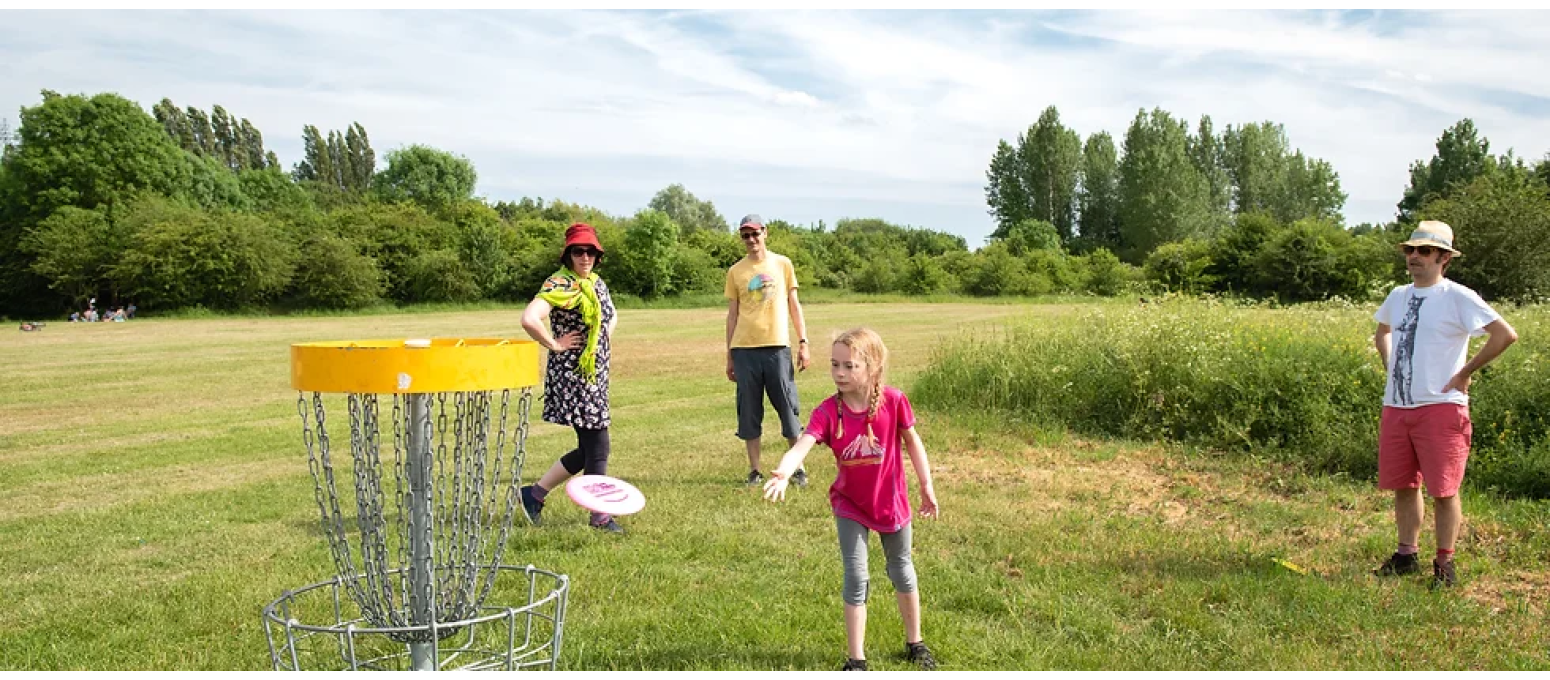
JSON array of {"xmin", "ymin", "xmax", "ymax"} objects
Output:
[{"xmin": 837, "ymin": 516, "xmax": 917, "ymax": 606}]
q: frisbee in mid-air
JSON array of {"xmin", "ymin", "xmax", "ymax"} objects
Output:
[{"xmin": 565, "ymin": 475, "xmax": 646, "ymax": 516}]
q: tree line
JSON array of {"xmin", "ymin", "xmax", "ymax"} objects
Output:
[{"xmin": 1, "ymin": 90, "xmax": 1548, "ymax": 318}]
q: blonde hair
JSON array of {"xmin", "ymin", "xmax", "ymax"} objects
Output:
[{"xmin": 832, "ymin": 327, "xmax": 889, "ymax": 445}]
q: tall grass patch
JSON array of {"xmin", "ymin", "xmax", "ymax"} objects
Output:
[{"xmin": 914, "ymin": 298, "xmax": 1550, "ymax": 498}]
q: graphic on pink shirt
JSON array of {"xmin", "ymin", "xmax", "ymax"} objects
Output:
[{"xmin": 837, "ymin": 432, "xmax": 884, "ymax": 467}]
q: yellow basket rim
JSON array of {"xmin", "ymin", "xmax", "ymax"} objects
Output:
[{"xmin": 290, "ymin": 337, "xmax": 543, "ymax": 394}]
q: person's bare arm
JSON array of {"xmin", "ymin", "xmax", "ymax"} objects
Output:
[
  {"xmin": 725, "ymin": 298, "xmax": 739, "ymax": 382},
  {"xmin": 788, "ymin": 289, "xmax": 809, "ymax": 371},
  {"xmin": 1374, "ymin": 322, "xmax": 1392, "ymax": 368},
  {"xmin": 1443, "ymin": 318, "xmax": 1519, "ymax": 394}
]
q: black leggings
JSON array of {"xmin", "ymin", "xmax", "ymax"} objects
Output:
[{"xmin": 558, "ymin": 427, "xmax": 610, "ymax": 476}]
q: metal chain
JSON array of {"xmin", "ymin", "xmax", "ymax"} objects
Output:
[
  {"xmin": 474, "ymin": 387, "xmax": 526, "ymax": 608},
  {"xmin": 431, "ymin": 393, "xmax": 453, "ymax": 615},
  {"xmin": 445, "ymin": 392, "xmax": 470, "ymax": 617},
  {"xmin": 300, "ymin": 393, "xmax": 367, "ymax": 619},
  {"xmin": 391, "ymin": 393, "xmax": 408, "ymax": 619},
  {"xmin": 356, "ymin": 394, "xmax": 401, "ymax": 627},
  {"xmin": 347, "ymin": 394, "xmax": 396, "ymax": 627},
  {"xmin": 452, "ymin": 388, "xmax": 480, "ymax": 616}
]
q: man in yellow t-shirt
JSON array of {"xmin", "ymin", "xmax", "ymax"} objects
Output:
[{"xmin": 726, "ymin": 214, "xmax": 811, "ymax": 487}]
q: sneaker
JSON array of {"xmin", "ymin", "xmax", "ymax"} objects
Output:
[
  {"xmin": 1431, "ymin": 559, "xmax": 1457, "ymax": 590},
  {"xmin": 1374, "ymin": 552, "xmax": 1420, "ymax": 576},
  {"xmin": 520, "ymin": 485, "xmax": 545, "ymax": 526},
  {"xmin": 791, "ymin": 468, "xmax": 809, "ymax": 488},
  {"xmin": 841, "ymin": 659, "xmax": 868, "ymax": 671},
  {"xmin": 591, "ymin": 517, "xmax": 624, "ymax": 534},
  {"xmin": 906, "ymin": 641, "xmax": 937, "ymax": 670},
  {"xmin": 745, "ymin": 470, "xmax": 765, "ymax": 487}
]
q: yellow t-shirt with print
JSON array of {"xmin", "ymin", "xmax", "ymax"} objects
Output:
[{"xmin": 726, "ymin": 254, "xmax": 798, "ymax": 348}]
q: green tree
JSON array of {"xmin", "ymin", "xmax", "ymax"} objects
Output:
[
  {"xmin": 1398, "ymin": 118, "xmax": 1494, "ymax": 223},
  {"xmin": 1117, "ymin": 107, "xmax": 1212, "ymax": 262},
  {"xmin": 985, "ymin": 139, "xmax": 1031, "ymax": 236},
  {"xmin": 1077, "ymin": 132, "xmax": 1121, "ymax": 250},
  {"xmin": 647, "ymin": 183, "xmax": 728, "ymax": 235},
  {"xmin": 1188, "ymin": 115, "xmax": 1232, "ymax": 229},
  {"xmin": 619, "ymin": 209, "xmax": 680, "ymax": 299},
  {"xmin": 372, "ymin": 145, "xmax": 478, "ymax": 210},
  {"xmin": 1144, "ymin": 239, "xmax": 1216, "ymax": 294},
  {"xmin": 344, "ymin": 123, "xmax": 375, "ymax": 191},
  {"xmin": 0, "ymin": 91, "xmax": 192, "ymax": 314},
  {"xmin": 287, "ymin": 234, "xmax": 385, "ymax": 309},
  {"xmin": 110, "ymin": 197, "xmax": 298, "ymax": 309},
  {"xmin": 20, "ymin": 206, "xmax": 121, "ymax": 305},
  {"xmin": 1018, "ymin": 106, "xmax": 1083, "ymax": 241},
  {"xmin": 1420, "ymin": 171, "xmax": 1550, "ymax": 301}
]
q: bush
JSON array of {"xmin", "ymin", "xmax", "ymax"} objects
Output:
[
  {"xmin": 913, "ymin": 299, "xmax": 1550, "ymax": 498},
  {"xmin": 1144, "ymin": 239, "xmax": 1215, "ymax": 294},
  {"xmin": 288, "ymin": 234, "xmax": 384, "ymax": 309}
]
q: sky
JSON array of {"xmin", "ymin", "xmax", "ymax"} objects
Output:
[{"xmin": 3, "ymin": 9, "xmax": 1549, "ymax": 246}]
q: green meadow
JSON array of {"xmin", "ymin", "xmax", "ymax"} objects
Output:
[{"xmin": 2, "ymin": 301, "xmax": 1546, "ymax": 670}]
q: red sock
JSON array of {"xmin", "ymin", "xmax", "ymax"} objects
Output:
[{"xmin": 1436, "ymin": 548, "xmax": 1455, "ymax": 563}]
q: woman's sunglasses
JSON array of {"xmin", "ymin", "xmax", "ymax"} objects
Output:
[{"xmin": 567, "ymin": 247, "xmax": 601, "ymax": 258}]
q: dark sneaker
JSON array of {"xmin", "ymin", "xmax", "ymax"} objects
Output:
[
  {"xmin": 906, "ymin": 641, "xmax": 937, "ymax": 670},
  {"xmin": 1431, "ymin": 559, "xmax": 1457, "ymax": 590},
  {"xmin": 591, "ymin": 517, "xmax": 624, "ymax": 534},
  {"xmin": 841, "ymin": 659, "xmax": 868, "ymax": 671},
  {"xmin": 1374, "ymin": 552, "xmax": 1420, "ymax": 576},
  {"xmin": 745, "ymin": 470, "xmax": 765, "ymax": 487},
  {"xmin": 791, "ymin": 468, "xmax": 809, "ymax": 488},
  {"xmin": 520, "ymin": 485, "xmax": 544, "ymax": 526}
]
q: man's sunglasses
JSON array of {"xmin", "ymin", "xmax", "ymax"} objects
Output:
[
  {"xmin": 739, "ymin": 230, "xmax": 763, "ymax": 241},
  {"xmin": 567, "ymin": 246, "xmax": 601, "ymax": 258},
  {"xmin": 1402, "ymin": 245, "xmax": 1441, "ymax": 256}
]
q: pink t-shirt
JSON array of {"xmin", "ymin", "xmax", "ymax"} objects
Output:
[{"xmin": 804, "ymin": 386, "xmax": 917, "ymax": 533}]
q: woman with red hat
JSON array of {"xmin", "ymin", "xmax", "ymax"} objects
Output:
[{"xmin": 519, "ymin": 222, "xmax": 624, "ymax": 533}]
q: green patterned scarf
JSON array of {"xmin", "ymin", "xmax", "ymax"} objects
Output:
[{"xmin": 536, "ymin": 267, "xmax": 603, "ymax": 381}]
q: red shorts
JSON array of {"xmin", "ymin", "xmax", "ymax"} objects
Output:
[{"xmin": 1378, "ymin": 404, "xmax": 1472, "ymax": 498}]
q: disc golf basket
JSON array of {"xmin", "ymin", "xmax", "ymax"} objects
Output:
[{"xmin": 263, "ymin": 338, "xmax": 569, "ymax": 671}]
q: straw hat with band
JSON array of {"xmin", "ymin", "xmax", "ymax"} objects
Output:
[{"xmin": 1399, "ymin": 220, "xmax": 1461, "ymax": 256}]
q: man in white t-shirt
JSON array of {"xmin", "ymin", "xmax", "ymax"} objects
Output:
[{"xmin": 1372, "ymin": 220, "xmax": 1517, "ymax": 589}]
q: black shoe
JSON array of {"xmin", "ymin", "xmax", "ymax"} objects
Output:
[
  {"xmin": 1374, "ymin": 552, "xmax": 1420, "ymax": 576},
  {"xmin": 906, "ymin": 641, "xmax": 937, "ymax": 670},
  {"xmin": 520, "ymin": 485, "xmax": 544, "ymax": 526},
  {"xmin": 745, "ymin": 470, "xmax": 765, "ymax": 487},
  {"xmin": 791, "ymin": 468, "xmax": 809, "ymax": 488},
  {"xmin": 591, "ymin": 517, "xmax": 624, "ymax": 534},
  {"xmin": 841, "ymin": 659, "xmax": 868, "ymax": 671},
  {"xmin": 1431, "ymin": 559, "xmax": 1457, "ymax": 590}
]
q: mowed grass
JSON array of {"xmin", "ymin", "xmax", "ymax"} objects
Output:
[{"xmin": 1, "ymin": 301, "xmax": 1547, "ymax": 670}]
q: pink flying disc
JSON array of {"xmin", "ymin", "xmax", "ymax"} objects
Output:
[{"xmin": 564, "ymin": 475, "xmax": 646, "ymax": 516}]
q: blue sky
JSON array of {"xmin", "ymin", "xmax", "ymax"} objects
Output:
[{"xmin": 3, "ymin": 9, "xmax": 1549, "ymax": 246}]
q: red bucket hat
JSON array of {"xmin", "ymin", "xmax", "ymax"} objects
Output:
[{"xmin": 560, "ymin": 222, "xmax": 604, "ymax": 263}]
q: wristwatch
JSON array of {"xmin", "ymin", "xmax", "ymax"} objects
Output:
[{"xmin": 798, "ymin": 338, "xmax": 808, "ymax": 344}]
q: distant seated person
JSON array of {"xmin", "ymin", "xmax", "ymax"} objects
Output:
[
  {"xmin": 84, "ymin": 309, "xmax": 99, "ymax": 322},
  {"xmin": 111, "ymin": 308, "xmax": 127, "ymax": 322},
  {"xmin": 19, "ymin": 322, "xmax": 41, "ymax": 332},
  {"xmin": 69, "ymin": 312, "xmax": 80, "ymax": 322},
  {"xmin": 126, "ymin": 304, "xmax": 136, "ymax": 319}
]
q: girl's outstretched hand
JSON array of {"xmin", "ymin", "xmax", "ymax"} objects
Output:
[{"xmin": 763, "ymin": 473, "xmax": 791, "ymax": 502}]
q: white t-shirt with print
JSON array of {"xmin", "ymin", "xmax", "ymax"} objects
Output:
[{"xmin": 1374, "ymin": 279, "xmax": 1501, "ymax": 408}]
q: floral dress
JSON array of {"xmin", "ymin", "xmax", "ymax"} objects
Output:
[{"xmin": 540, "ymin": 276, "xmax": 614, "ymax": 429}]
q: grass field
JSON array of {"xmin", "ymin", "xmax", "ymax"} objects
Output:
[{"xmin": 2, "ymin": 301, "xmax": 1547, "ymax": 670}]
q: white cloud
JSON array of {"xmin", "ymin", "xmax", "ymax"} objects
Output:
[{"xmin": 2, "ymin": 9, "xmax": 1548, "ymax": 244}]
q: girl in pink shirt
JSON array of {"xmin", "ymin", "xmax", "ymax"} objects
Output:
[{"xmin": 764, "ymin": 328, "xmax": 940, "ymax": 671}]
